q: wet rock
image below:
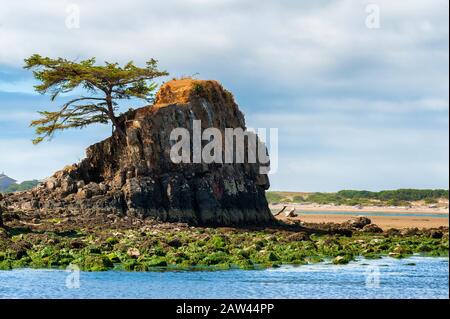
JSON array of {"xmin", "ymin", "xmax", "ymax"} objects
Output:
[
  {"xmin": 429, "ymin": 229, "xmax": 443, "ymax": 239},
  {"xmin": 286, "ymin": 232, "xmax": 310, "ymax": 242},
  {"xmin": 167, "ymin": 238, "xmax": 182, "ymax": 248},
  {"xmin": 346, "ymin": 216, "xmax": 371, "ymax": 229},
  {"xmin": 401, "ymin": 228, "xmax": 420, "ymax": 236},
  {"xmin": 386, "ymin": 228, "xmax": 401, "ymax": 236},
  {"xmin": 361, "ymin": 224, "xmax": 383, "ymax": 233},
  {"xmin": 70, "ymin": 241, "xmax": 85, "ymax": 249},
  {"xmin": 332, "ymin": 255, "xmax": 351, "ymax": 265}
]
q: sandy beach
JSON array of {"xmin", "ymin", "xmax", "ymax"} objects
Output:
[
  {"xmin": 276, "ymin": 214, "xmax": 448, "ymax": 230},
  {"xmin": 271, "ymin": 203, "xmax": 449, "ymax": 229},
  {"xmin": 270, "ymin": 202, "xmax": 449, "ymax": 214}
]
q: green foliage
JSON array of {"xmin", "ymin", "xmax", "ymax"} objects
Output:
[
  {"xmin": 23, "ymin": 54, "xmax": 169, "ymax": 143},
  {"xmin": 1, "ymin": 180, "xmax": 39, "ymax": 193},
  {"xmin": 337, "ymin": 189, "xmax": 449, "ymax": 201},
  {"xmin": 386, "ymin": 199, "xmax": 410, "ymax": 207},
  {"xmin": 265, "ymin": 192, "xmax": 285, "ymax": 203},
  {"xmin": 192, "ymin": 83, "xmax": 204, "ymax": 95},
  {"xmin": 266, "ymin": 189, "xmax": 449, "ymax": 206},
  {"xmin": 292, "ymin": 195, "xmax": 306, "ymax": 202},
  {"xmin": 424, "ymin": 198, "xmax": 439, "ymax": 204}
]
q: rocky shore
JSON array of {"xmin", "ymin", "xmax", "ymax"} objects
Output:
[
  {"xmin": 0, "ymin": 79, "xmax": 447, "ymax": 272},
  {"xmin": 0, "ymin": 205, "xmax": 447, "ymax": 271}
]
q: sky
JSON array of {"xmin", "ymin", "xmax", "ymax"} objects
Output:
[{"xmin": 0, "ymin": 0, "xmax": 448, "ymax": 191}]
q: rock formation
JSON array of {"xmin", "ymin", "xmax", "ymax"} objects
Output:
[{"xmin": 1, "ymin": 79, "xmax": 275, "ymax": 226}]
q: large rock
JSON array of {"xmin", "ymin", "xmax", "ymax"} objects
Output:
[
  {"xmin": 1, "ymin": 79, "xmax": 275, "ymax": 226},
  {"xmin": 345, "ymin": 216, "xmax": 372, "ymax": 229}
]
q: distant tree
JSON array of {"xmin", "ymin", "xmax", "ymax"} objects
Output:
[
  {"xmin": 2, "ymin": 180, "xmax": 40, "ymax": 193},
  {"xmin": 24, "ymin": 54, "xmax": 169, "ymax": 144}
]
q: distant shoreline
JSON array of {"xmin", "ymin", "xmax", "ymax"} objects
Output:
[
  {"xmin": 269, "ymin": 203, "xmax": 449, "ymax": 215},
  {"xmin": 270, "ymin": 203, "xmax": 449, "ymax": 229}
]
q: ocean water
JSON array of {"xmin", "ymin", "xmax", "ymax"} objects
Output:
[{"xmin": 0, "ymin": 256, "xmax": 448, "ymax": 299}]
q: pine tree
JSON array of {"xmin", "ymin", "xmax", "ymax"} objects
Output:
[{"xmin": 24, "ymin": 54, "xmax": 169, "ymax": 143}]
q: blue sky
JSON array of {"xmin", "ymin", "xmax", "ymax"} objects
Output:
[{"xmin": 0, "ymin": 0, "xmax": 448, "ymax": 191}]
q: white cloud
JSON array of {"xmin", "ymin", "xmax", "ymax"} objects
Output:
[
  {"xmin": 0, "ymin": 139, "xmax": 88, "ymax": 182},
  {"xmin": 0, "ymin": 0, "xmax": 448, "ymax": 190}
]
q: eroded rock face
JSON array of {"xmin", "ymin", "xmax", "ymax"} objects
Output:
[{"xmin": 1, "ymin": 79, "xmax": 274, "ymax": 226}]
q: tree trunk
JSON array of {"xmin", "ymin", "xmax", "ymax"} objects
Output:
[{"xmin": 106, "ymin": 96, "xmax": 126, "ymax": 138}]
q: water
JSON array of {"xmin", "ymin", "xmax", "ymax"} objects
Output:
[
  {"xmin": 271, "ymin": 210, "xmax": 449, "ymax": 218},
  {"xmin": 0, "ymin": 257, "xmax": 448, "ymax": 299}
]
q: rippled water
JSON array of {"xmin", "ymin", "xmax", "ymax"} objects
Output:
[{"xmin": 0, "ymin": 257, "xmax": 448, "ymax": 299}]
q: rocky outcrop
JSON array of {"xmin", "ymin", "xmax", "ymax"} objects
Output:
[
  {"xmin": 344, "ymin": 216, "xmax": 372, "ymax": 229},
  {"xmin": 361, "ymin": 224, "xmax": 383, "ymax": 233},
  {"xmin": 1, "ymin": 79, "xmax": 274, "ymax": 226}
]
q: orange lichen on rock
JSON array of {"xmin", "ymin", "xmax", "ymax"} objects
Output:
[{"xmin": 154, "ymin": 78, "xmax": 234, "ymax": 108}]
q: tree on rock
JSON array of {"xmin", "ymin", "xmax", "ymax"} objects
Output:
[{"xmin": 24, "ymin": 54, "xmax": 169, "ymax": 144}]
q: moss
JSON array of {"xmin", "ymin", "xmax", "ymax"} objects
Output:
[
  {"xmin": 145, "ymin": 258, "xmax": 168, "ymax": 267},
  {"xmin": 0, "ymin": 260, "xmax": 12, "ymax": 270},
  {"xmin": 88, "ymin": 247, "xmax": 102, "ymax": 254},
  {"xmin": 107, "ymin": 252, "xmax": 120, "ymax": 263},
  {"xmin": 267, "ymin": 252, "xmax": 280, "ymax": 262},
  {"xmin": 305, "ymin": 256, "xmax": 323, "ymax": 263},
  {"xmin": 0, "ymin": 224, "xmax": 447, "ymax": 271},
  {"xmin": 192, "ymin": 83, "xmax": 204, "ymax": 95},
  {"xmin": 82, "ymin": 256, "xmax": 113, "ymax": 271},
  {"xmin": 209, "ymin": 235, "xmax": 227, "ymax": 250},
  {"xmin": 105, "ymin": 237, "xmax": 119, "ymax": 245}
]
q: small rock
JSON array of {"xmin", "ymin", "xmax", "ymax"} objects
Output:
[
  {"xmin": 361, "ymin": 224, "xmax": 383, "ymax": 233},
  {"xmin": 286, "ymin": 232, "xmax": 310, "ymax": 242},
  {"xmin": 347, "ymin": 216, "xmax": 371, "ymax": 229},
  {"xmin": 127, "ymin": 248, "xmax": 140, "ymax": 258},
  {"xmin": 167, "ymin": 238, "xmax": 182, "ymax": 248},
  {"xmin": 386, "ymin": 228, "xmax": 401, "ymax": 236},
  {"xmin": 332, "ymin": 256, "xmax": 350, "ymax": 265},
  {"xmin": 401, "ymin": 228, "xmax": 420, "ymax": 236},
  {"xmin": 76, "ymin": 181, "xmax": 85, "ymax": 189},
  {"xmin": 430, "ymin": 230, "xmax": 443, "ymax": 239},
  {"xmin": 70, "ymin": 241, "xmax": 85, "ymax": 249}
]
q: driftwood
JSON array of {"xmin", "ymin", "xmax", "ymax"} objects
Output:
[
  {"xmin": 285, "ymin": 208, "xmax": 296, "ymax": 218},
  {"xmin": 273, "ymin": 206, "xmax": 287, "ymax": 217}
]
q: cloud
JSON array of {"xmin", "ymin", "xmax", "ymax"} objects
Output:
[
  {"xmin": 0, "ymin": 0, "xmax": 448, "ymax": 190},
  {"xmin": 0, "ymin": 139, "xmax": 88, "ymax": 182}
]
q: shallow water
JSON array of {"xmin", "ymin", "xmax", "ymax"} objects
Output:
[
  {"xmin": 0, "ymin": 257, "xmax": 448, "ymax": 299},
  {"xmin": 271, "ymin": 210, "xmax": 449, "ymax": 218}
]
